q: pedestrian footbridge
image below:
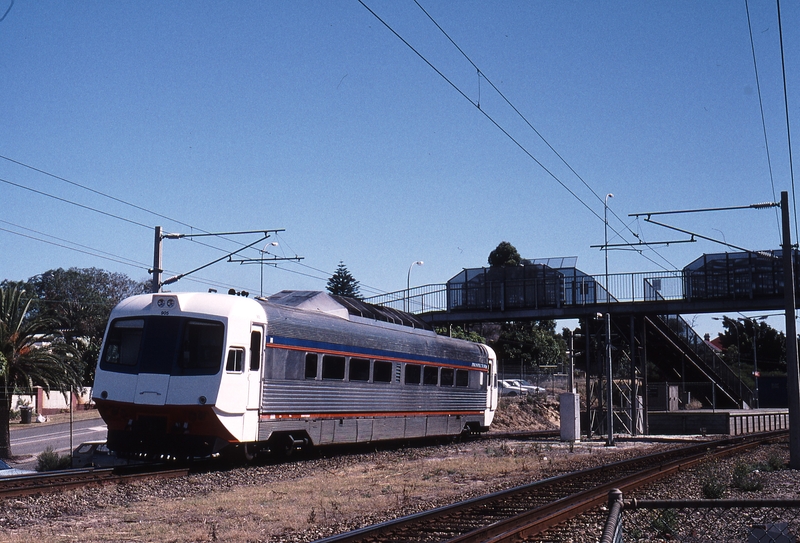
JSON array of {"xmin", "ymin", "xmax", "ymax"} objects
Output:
[{"xmin": 366, "ymin": 250, "xmax": 798, "ymax": 435}]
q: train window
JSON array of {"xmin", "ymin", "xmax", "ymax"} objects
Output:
[
  {"xmin": 102, "ymin": 319, "xmax": 144, "ymax": 367},
  {"xmin": 440, "ymin": 368, "xmax": 454, "ymax": 387},
  {"xmin": 455, "ymin": 369, "xmax": 469, "ymax": 387},
  {"xmin": 349, "ymin": 358, "xmax": 370, "ymax": 382},
  {"xmin": 305, "ymin": 353, "xmax": 318, "ymax": 379},
  {"xmin": 226, "ymin": 348, "xmax": 244, "ymax": 373},
  {"xmin": 180, "ymin": 321, "xmax": 225, "ymax": 373},
  {"xmin": 249, "ymin": 331, "xmax": 262, "ymax": 371},
  {"xmin": 423, "ymin": 366, "xmax": 438, "ymax": 386},
  {"xmin": 140, "ymin": 317, "xmax": 182, "ymax": 374},
  {"xmin": 101, "ymin": 316, "xmax": 223, "ymax": 375},
  {"xmin": 373, "ymin": 361, "xmax": 393, "ymax": 383},
  {"xmin": 322, "ymin": 355, "xmax": 346, "ymax": 380},
  {"xmin": 405, "ymin": 364, "xmax": 421, "ymax": 385}
]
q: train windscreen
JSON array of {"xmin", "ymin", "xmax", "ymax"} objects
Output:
[{"xmin": 100, "ymin": 316, "xmax": 225, "ymax": 375}]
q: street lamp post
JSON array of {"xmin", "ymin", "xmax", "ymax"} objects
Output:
[
  {"xmin": 604, "ymin": 193, "xmax": 614, "ymax": 303},
  {"xmin": 739, "ymin": 317, "xmax": 762, "ymax": 409},
  {"xmin": 603, "ymin": 194, "xmax": 614, "ymax": 446},
  {"xmin": 260, "ymin": 241, "xmax": 278, "ymax": 297},
  {"xmin": 406, "ymin": 261, "xmax": 424, "ymax": 312}
]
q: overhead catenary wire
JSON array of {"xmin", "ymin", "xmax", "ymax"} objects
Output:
[
  {"xmin": 363, "ymin": 0, "xmax": 680, "ymax": 272},
  {"xmin": 744, "ymin": 0, "xmax": 782, "ymax": 238},
  {"xmin": 0, "ymin": 155, "xmax": 283, "ymax": 261},
  {"xmin": 775, "ymin": 0, "xmax": 798, "ymax": 243}
]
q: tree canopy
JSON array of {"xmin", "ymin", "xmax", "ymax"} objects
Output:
[
  {"xmin": 0, "ymin": 285, "xmax": 83, "ymax": 458},
  {"xmin": 326, "ymin": 261, "xmax": 361, "ymax": 298},
  {"xmin": 488, "ymin": 241, "xmax": 521, "ymax": 268},
  {"xmin": 717, "ymin": 316, "xmax": 786, "ymax": 378},
  {"xmin": 25, "ymin": 268, "xmax": 148, "ymax": 341},
  {"xmin": 17, "ymin": 268, "xmax": 148, "ymax": 385},
  {"xmin": 491, "ymin": 320, "xmax": 566, "ymax": 371}
]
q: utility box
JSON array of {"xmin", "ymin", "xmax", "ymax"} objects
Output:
[
  {"xmin": 559, "ymin": 392, "xmax": 581, "ymax": 442},
  {"xmin": 648, "ymin": 384, "xmax": 679, "ymax": 411}
]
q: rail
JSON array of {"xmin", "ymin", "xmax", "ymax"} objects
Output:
[
  {"xmin": 313, "ymin": 431, "xmax": 787, "ymax": 543},
  {"xmin": 0, "ymin": 465, "xmax": 190, "ymax": 498}
]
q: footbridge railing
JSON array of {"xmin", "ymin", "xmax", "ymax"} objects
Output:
[{"xmin": 363, "ymin": 270, "xmax": 689, "ymax": 314}]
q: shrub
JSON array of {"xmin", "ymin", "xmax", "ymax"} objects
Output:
[
  {"xmin": 766, "ymin": 454, "xmax": 786, "ymax": 471},
  {"xmin": 36, "ymin": 446, "xmax": 72, "ymax": 471},
  {"xmin": 731, "ymin": 462, "xmax": 764, "ymax": 492},
  {"xmin": 702, "ymin": 476, "xmax": 727, "ymax": 499}
]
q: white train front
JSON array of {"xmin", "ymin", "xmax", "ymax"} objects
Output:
[{"xmin": 92, "ymin": 290, "xmax": 498, "ymax": 459}]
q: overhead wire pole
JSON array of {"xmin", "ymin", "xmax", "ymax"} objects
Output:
[
  {"xmin": 630, "ymin": 196, "xmax": 800, "ymax": 465},
  {"xmin": 150, "ymin": 227, "xmax": 288, "ymax": 292},
  {"xmin": 780, "ymin": 191, "xmax": 800, "ymax": 469}
]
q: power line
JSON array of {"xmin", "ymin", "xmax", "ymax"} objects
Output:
[
  {"xmin": 776, "ymin": 0, "xmax": 798, "ymax": 243},
  {"xmin": 0, "ymin": 176, "xmax": 152, "ymax": 230},
  {"xmin": 0, "ymin": 157, "xmax": 294, "ymax": 274},
  {"xmin": 362, "ymin": 1, "xmax": 682, "ymax": 273},
  {"xmin": 0, "ymin": 155, "xmax": 286, "ymax": 263},
  {"xmin": 0, "ymin": 219, "xmax": 150, "ymax": 270},
  {"xmin": 744, "ymin": 0, "xmax": 782, "ymax": 238},
  {"xmin": 0, "ymin": 154, "xmax": 199, "ymax": 232},
  {"xmin": 0, "ymin": 225, "xmax": 151, "ymax": 272}
]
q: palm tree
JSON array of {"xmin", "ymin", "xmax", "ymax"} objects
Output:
[{"xmin": 0, "ymin": 286, "xmax": 83, "ymax": 458}]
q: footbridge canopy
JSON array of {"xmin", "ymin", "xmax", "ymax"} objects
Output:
[{"xmin": 365, "ymin": 250, "xmax": 799, "ymax": 324}]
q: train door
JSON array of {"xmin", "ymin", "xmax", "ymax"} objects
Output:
[
  {"xmin": 481, "ymin": 344, "xmax": 498, "ymax": 413},
  {"xmin": 247, "ymin": 325, "xmax": 265, "ymax": 411}
]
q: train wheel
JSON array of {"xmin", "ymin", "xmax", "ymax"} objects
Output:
[
  {"xmin": 221, "ymin": 443, "xmax": 257, "ymax": 464},
  {"xmin": 242, "ymin": 443, "xmax": 257, "ymax": 463}
]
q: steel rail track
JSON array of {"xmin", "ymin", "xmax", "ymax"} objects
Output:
[
  {"xmin": 0, "ymin": 430, "xmax": 550, "ymax": 500},
  {"xmin": 314, "ymin": 430, "xmax": 787, "ymax": 543},
  {"xmin": 0, "ymin": 465, "xmax": 190, "ymax": 498}
]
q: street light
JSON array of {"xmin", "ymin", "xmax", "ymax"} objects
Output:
[
  {"xmin": 406, "ymin": 261, "xmax": 424, "ymax": 312},
  {"xmin": 713, "ymin": 316, "xmax": 744, "ymax": 406},
  {"xmin": 604, "ymin": 193, "xmax": 614, "ymax": 303},
  {"xmin": 260, "ymin": 241, "xmax": 279, "ymax": 297},
  {"xmin": 739, "ymin": 316, "xmax": 766, "ymax": 409}
]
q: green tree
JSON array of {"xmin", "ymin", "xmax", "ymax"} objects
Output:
[
  {"xmin": 488, "ymin": 241, "xmax": 521, "ymax": 268},
  {"xmin": 0, "ymin": 286, "xmax": 83, "ymax": 458},
  {"xmin": 717, "ymin": 316, "xmax": 787, "ymax": 382},
  {"xmin": 492, "ymin": 320, "xmax": 566, "ymax": 370},
  {"xmin": 326, "ymin": 261, "xmax": 361, "ymax": 298},
  {"xmin": 23, "ymin": 268, "xmax": 148, "ymax": 384},
  {"xmin": 435, "ymin": 325, "xmax": 486, "ymax": 344}
]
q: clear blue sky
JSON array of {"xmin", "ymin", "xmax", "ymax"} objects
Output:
[{"xmin": 1, "ymin": 1, "xmax": 797, "ymax": 337}]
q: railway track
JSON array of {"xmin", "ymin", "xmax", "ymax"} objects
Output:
[
  {"xmin": 0, "ymin": 465, "xmax": 190, "ymax": 498},
  {"xmin": 0, "ymin": 429, "xmax": 553, "ymax": 500},
  {"xmin": 315, "ymin": 430, "xmax": 788, "ymax": 543}
]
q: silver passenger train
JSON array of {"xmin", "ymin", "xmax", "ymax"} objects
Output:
[{"xmin": 92, "ymin": 290, "xmax": 498, "ymax": 459}]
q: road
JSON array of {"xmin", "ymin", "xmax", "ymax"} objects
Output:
[{"xmin": 9, "ymin": 417, "xmax": 108, "ymax": 468}]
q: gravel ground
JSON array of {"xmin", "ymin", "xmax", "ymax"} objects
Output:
[
  {"xmin": 2, "ymin": 400, "xmax": 797, "ymax": 542},
  {"xmin": 547, "ymin": 440, "xmax": 798, "ymax": 542}
]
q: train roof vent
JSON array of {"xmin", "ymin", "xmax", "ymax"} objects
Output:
[
  {"xmin": 266, "ymin": 290, "xmax": 350, "ymax": 319},
  {"xmin": 330, "ymin": 295, "xmax": 433, "ymax": 330},
  {"xmin": 267, "ymin": 290, "xmax": 433, "ymax": 330}
]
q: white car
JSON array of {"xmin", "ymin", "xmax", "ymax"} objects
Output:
[
  {"xmin": 505, "ymin": 379, "xmax": 546, "ymax": 396},
  {"xmin": 498, "ymin": 379, "xmax": 527, "ymax": 397},
  {"xmin": 0, "ymin": 459, "xmax": 36, "ymax": 477}
]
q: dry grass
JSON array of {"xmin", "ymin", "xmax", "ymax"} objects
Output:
[
  {"xmin": 2, "ymin": 396, "xmax": 640, "ymax": 543},
  {"xmin": 0, "ymin": 439, "xmax": 593, "ymax": 543}
]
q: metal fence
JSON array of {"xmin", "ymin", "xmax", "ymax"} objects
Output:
[{"xmin": 601, "ymin": 489, "xmax": 800, "ymax": 542}]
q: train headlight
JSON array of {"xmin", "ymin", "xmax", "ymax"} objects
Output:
[
  {"xmin": 101, "ymin": 390, "xmax": 108, "ymax": 399},
  {"xmin": 198, "ymin": 396, "xmax": 207, "ymax": 405}
]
